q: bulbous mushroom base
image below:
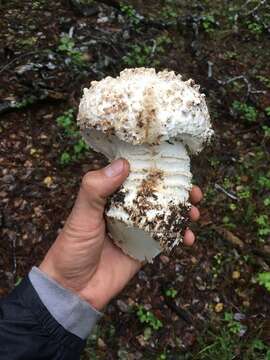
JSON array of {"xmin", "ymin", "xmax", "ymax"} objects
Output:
[
  {"xmin": 107, "ymin": 217, "xmax": 162, "ymax": 262},
  {"xmin": 106, "ymin": 199, "xmax": 190, "ymax": 262}
]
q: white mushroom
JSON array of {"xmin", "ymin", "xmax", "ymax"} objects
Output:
[{"xmin": 77, "ymin": 68, "xmax": 213, "ymax": 262}]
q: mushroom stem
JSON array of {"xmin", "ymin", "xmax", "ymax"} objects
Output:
[{"xmin": 82, "ymin": 129, "xmax": 192, "ymax": 261}]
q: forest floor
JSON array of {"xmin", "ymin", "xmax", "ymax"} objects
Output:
[{"xmin": 1, "ymin": 0, "xmax": 270, "ymax": 359}]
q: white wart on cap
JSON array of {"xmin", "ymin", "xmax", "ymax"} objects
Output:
[{"xmin": 78, "ymin": 68, "xmax": 213, "ymax": 262}]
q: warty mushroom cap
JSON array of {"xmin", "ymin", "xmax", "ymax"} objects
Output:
[{"xmin": 78, "ymin": 67, "xmax": 213, "ymax": 154}]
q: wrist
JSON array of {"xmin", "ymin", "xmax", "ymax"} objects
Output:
[
  {"xmin": 39, "ymin": 262, "xmax": 108, "ymax": 311},
  {"xmin": 78, "ymin": 280, "xmax": 109, "ymax": 311}
]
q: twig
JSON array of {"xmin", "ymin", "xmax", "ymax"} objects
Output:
[
  {"xmin": 207, "ymin": 61, "xmax": 213, "ymax": 78},
  {"xmin": 241, "ymin": 0, "xmax": 267, "ymax": 16},
  {"xmin": 215, "ymin": 183, "xmax": 239, "ymax": 201},
  {"xmin": 164, "ymin": 297, "xmax": 194, "ymax": 325},
  {"xmin": 217, "ymin": 75, "xmax": 266, "ymax": 98},
  {"xmin": 212, "ymin": 226, "xmax": 245, "ymax": 249},
  {"xmin": 0, "ymin": 51, "xmax": 38, "ymax": 75}
]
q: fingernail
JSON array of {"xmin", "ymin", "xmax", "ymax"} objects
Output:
[{"xmin": 104, "ymin": 159, "xmax": 124, "ymax": 177}]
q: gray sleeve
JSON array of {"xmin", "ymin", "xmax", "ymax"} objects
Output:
[{"xmin": 28, "ymin": 266, "xmax": 102, "ymax": 340}]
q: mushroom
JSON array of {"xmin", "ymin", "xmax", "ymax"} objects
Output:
[{"xmin": 77, "ymin": 68, "xmax": 213, "ymax": 262}]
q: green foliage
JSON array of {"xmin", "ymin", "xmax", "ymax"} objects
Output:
[
  {"xmin": 160, "ymin": 0, "xmax": 178, "ymax": 20},
  {"xmin": 195, "ymin": 313, "xmax": 253, "ymax": 359},
  {"xmin": 120, "ymin": 3, "xmax": 141, "ymax": 25},
  {"xmin": 197, "ymin": 330, "xmax": 270, "ymax": 360},
  {"xmin": 229, "ymin": 203, "xmax": 237, "ymax": 211},
  {"xmin": 264, "ymin": 197, "xmax": 270, "ymax": 206},
  {"xmin": 212, "ymin": 252, "xmax": 226, "ymax": 278},
  {"xmin": 165, "ymin": 288, "xmax": 177, "ymax": 298},
  {"xmin": 246, "ymin": 20, "xmax": 264, "ymax": 36},
  {"xmin": 197, "ymin": 328, "xmax": 236, "ymax": 359},
  {"xmin": 59, "ymin": 152, "xmax": 72, "ymax": 166},
  {"xmin": 258, "ymin": 174, "xmax": 270, "ymax": 189},
  {"xmin": 256, "ymin": 75, "xmax": 270, "ymax": 89},
  {"xmin": 224, "ymin": 312, "xmax": 245, "ymax": 335},
  {"xmin": 238, "ymin": 186, "xmax": 251, "ymax": 199},
  {"xmin": 58, "ymin": 35, "xmax": 85, "ymax": 67},
  {"xmin": 257, "ymin": 272, "xmax": 270, "ymax": 292},
  {"xmin": 136, "ymin": 305, "xmax": 163, "ymax": 330},
  {"xmin": 32, "ymin": 0, "xmax": 45, "ymax": 9},
  {"xmin": 18, "ymin": 36, "xmax": 38, "ymax": 47},
  {"xmin": 201, "ymin": 15, "xmax": 217, "ymax": 33},
  {"xmin": 56, "ymin": 109, "xmax": 76, "ymax": 135},
  {"xmin": 255, "ymin": 215, "xmax": 270, "ymax": 237},
  {"xmin": 56, "ymin": 109, "xmax": 88, "ymax": 166},
  {"xmin": 14, "ymin": 277, "xmax": 22, "ymax": 286},
  {"xmin": 223, "ymin": 51, "xmax": 238, "ymax": 60},
  {"xmin": 15, "ymin": 96, "xmax": 36, "ymax": 109},
  {"xmin": 157, "ymin": 353, "xmax": 167, "ymax": 360},
  {"xmin": 265, "ymin": 107, "xmax": 270, "ymax": 117},
  {"xmin": 251, "ymin": 339, "xmax": 270, "ymax": 357},
  {"xmin": 122, "ymin": 35, "xmax": 171, "ymax": 67},
  {"xmin": 263, "ymin": 125, "xmax": 270, "ymax": 137},
  {"xmin": 232, "ymin": 101, "xmax": 258, "ymax": 122}
]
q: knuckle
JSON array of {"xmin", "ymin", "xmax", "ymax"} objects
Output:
[{"xmin": 82, "ymin": 172, "xmax": 94, "ymax": 190}]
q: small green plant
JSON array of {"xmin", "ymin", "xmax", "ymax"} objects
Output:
[
  {"xmin": 229, "ymin": 203, "xmax": 237, "ymax": 211},
  {"xmin": 257, "ymin": 272, "xmax": 270, "ymax": 292},
  {"xmin": 32, "ymin": 0, "xmax": 45, "ymax": 9},
  {"xmin": 265, "ymin": 107, "xmax": 270, "ymax": 117},
  {"xmin": 136, "ymin": 305, "xmax": 163, "ymax": 330},
  {"xmin": 14, "ymin": 277, "xmax": 22, "ymax": 286},
  {"xmin": 212, "ymin": 252, "xmax": 224, "ymax": 278},
  {"xmin": 120, "ymin": 3, "xmax": 141, "ymax": 26},
  {"xmin": 165, "ymin": 288, "xmax": 177, "ymax": 298},
  {"xmin": 57, "ymin": 35, "xmax": 85, "ymax": 67},
  {"xmin": 255, "ymin": 215, "xmax": 270, "ymax": 237},
  {"xmin": 56, "ymin": 109, "xmax": 76, "ymax": 136},
  {"xmin": 59, "ymin": 151, "xmax": 72, "ymax": 166},
  {"xmin": 224, "ymin": 312, "xmax": 245, "ymax": 335},
  {"xmin": 232, "ymin": 101, "xmax": 258, "ymax": 122},
  {"xmin": 246, "ymin": 20, "xmax": 264, "ymax": 35},
  {"xmin": 18, "ymin": 36, "xmax": 38, "ymax": 47},
  {"xmin": 258, "ymin": 174, "xmax": 270, "ymax": 189},
  {"xmin": 201, "ymin": 14, "xmax": 217, "ymax": 33},
  {"xmin": 263, "ymin": 125, "xmax": 270, "ymax": 137},
  {"xmin": 160, "ymin": 3, "xmax": 178, "ymax": 20},
  {"xmin": 256, "ymin": 75, "xmax": 270, "ymax": 88},
  {"xmin": 223, "ymin": 51, "xmax": 237, "ymax": 60},
  {"xmin": 196, "ymin": 311, "xmax": 248, "ymax": 360},
  {"xmin": 222, "ymin": 215, "xmax": 236, "ymax": 230},
  {"xmin": 123, "ymin": 35, "xmax": 171, "ymax": 67},
  {"xmin": 251, "ymin": 339, "xmax": 270, "ymax": 357},
  {"xmin": 157, "ymin": 353, "xmax": 167, "ymax": 360},
  {"xmin": 222, "ymin": 177, "xmax": 233, "ymax": 190},
  {"xmin": 264, "ymin": 197, "xmax": 270, "ymax": 206},
  {"xmin": 238, "ymin": 186, "xmax": 251, "ymax": 199},
  {"xmin": 56, "ymin": 109, "xmax": 89, "ymax": 166},
  {"xmin": 15, "ymin": 96, "xmax": 36, "ymax": 109}
]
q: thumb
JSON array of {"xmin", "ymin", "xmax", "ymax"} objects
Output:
[{"xmin": 67, "ymin": 159, "xmax": 130, "ymax": 231}]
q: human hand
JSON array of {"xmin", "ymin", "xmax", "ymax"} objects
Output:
[{"xmin": 39, "ymin": 159, "xmax": 203, "ymax": 310}]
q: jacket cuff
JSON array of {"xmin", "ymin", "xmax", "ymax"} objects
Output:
[{"xmin": 29, "ymin": 267, "xmax": 102, "ymax": 340}]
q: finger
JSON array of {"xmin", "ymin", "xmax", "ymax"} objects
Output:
[
  {"xmin": 183, "ymin": 229, "xmax": 195, "ymax": 246},
  {"xmin": 190, "ymin": 185, "xmax": 203, "ymax": 204},
  {"xmin": 189, "ymin": 206, "xmax": 200, "ymax": 222},
  {"xmin": 69, "ymin": 159, "xmax": 130, "ymax": 229},
  {"xmin": 83, "ymin": 158, "xmax": 130, "ymax": 199}
]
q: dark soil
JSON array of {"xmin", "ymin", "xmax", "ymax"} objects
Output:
[{"xmin": 1, "ymin": 0, "xmax": 270, "ymax": 359}]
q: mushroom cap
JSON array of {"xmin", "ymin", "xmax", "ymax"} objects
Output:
[{"xmin": 78, "ymin": 67, "xmax": 213, "ymax": 153}]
